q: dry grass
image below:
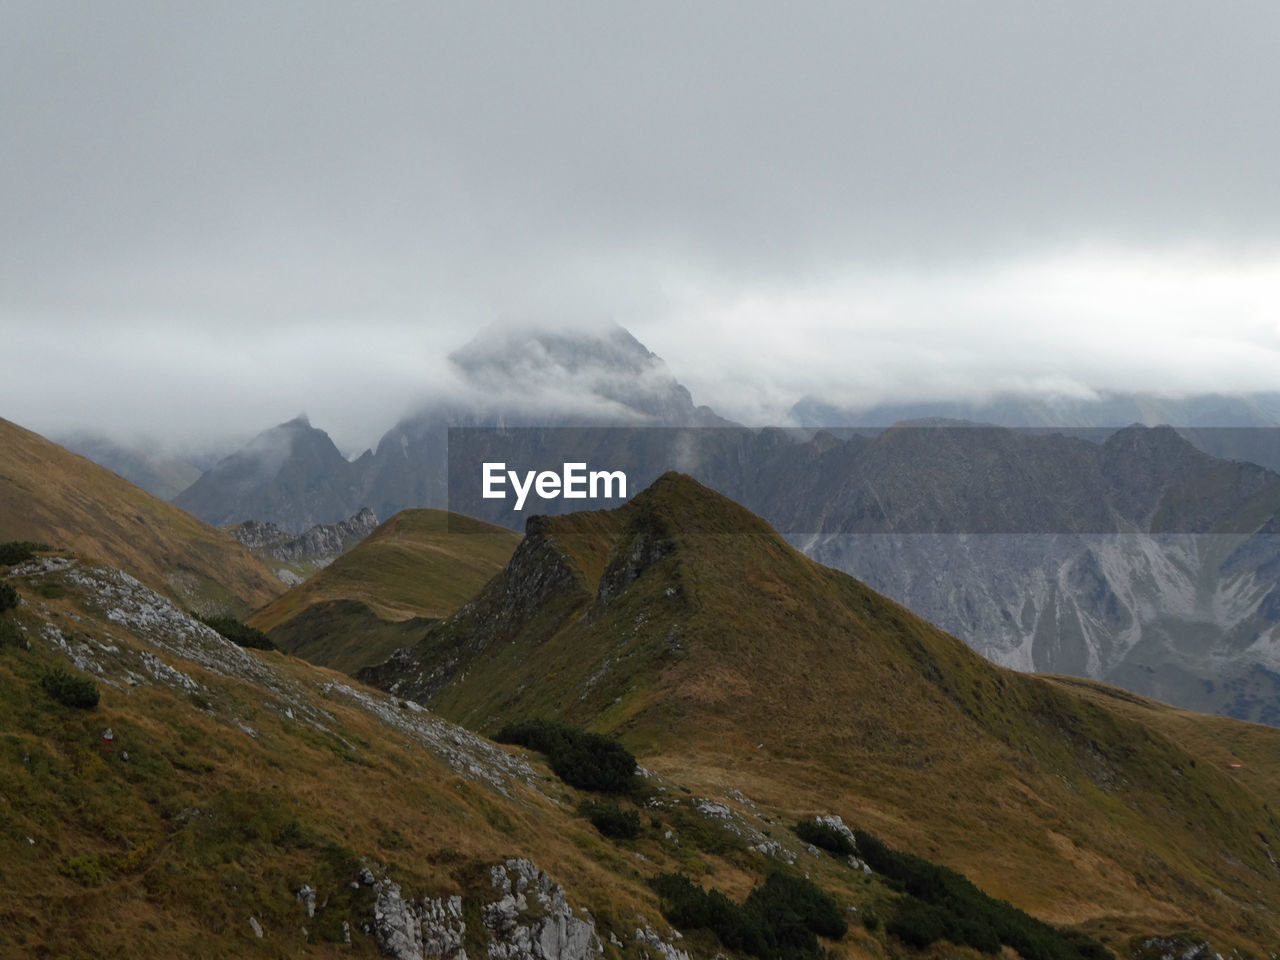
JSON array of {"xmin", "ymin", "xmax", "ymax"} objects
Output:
[
  {"xmin": 394, "ymin": 473, "xmax": 1280, "ymax": 955},
  {"xmin": 249, "ymin": 509, "xmax": 519, "ymax": 630},
  {"xmin": 0, "ymin": 417, "xmax": 282, "ymax": 615}
]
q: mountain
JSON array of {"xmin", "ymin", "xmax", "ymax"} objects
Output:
[
  {"xmin": 364, "ymin": 473, "xmax": 1280, "ymax": 952},
  {"xmin": 144, "ymin": 324, "xmax": 1280, "ymax": 726},
  {"xmin": 173, "ymin": 415, "xmax": 368, "ymax": 533},
  {"xmin": 745, "ymin": 424, "xmax": 1280, "ymax": 725},
  {"xmin": 0, "ymin": 417, "xmax": 282, "ymax": 615},
  {"xmin": 425, "ymin": 420, "xmax": 1280, "ymax": 725},
  {"xmin": 249, "ymin": 509, "xmax": 520, "ymax": 674},
  {"xmin": 791, "ymin": 390, "xmax": 1280, "ymax": 472},
  {"xmin": 226, "ymin": 507, "xmax": 380, "ymax": 584},
  {"xmin": 174, "ymin": 322, "xmax": 727, "ymax": 533},
  {"xmin": 57, "ymin": 431, "xmax": 204, "ymax": 500}
]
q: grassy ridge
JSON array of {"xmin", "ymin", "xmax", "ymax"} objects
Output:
[
  {"xmin": 248, "ymin": 510, "xmax": 519, "ymax": 673},
  {"xmin": 380, "ymin": 472, "xmax": 1280, "ymax": 953}
]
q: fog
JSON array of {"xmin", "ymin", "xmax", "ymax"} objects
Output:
[{"xmin": 4, "ymin": 2, "xmax": 1279, "ymax": 454}]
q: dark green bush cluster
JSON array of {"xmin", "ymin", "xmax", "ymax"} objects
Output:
[
  {"xmin": 494, "ymin": 719, "xmax": 636, "ymax": 793},
  {"xmin": 40, "ymin": 666, "xmax": 100, "ymax": 708},
  {"xmin": 793, "ymin": 818, "xmax": 855, "ymax": 856},
  {"xmin": 580, "ymin": 799, "xmax": 641, "ymax": 840},
  {"xmin": 0, "ymin": 581, "xmax": 17, "ymax": 614},
  {"xmin": 0, "ymin": 617, "xmax": 24, "ymax": 647},
  {"xmin": 194, "ymin": 614, "xmax": 275, "ymax": 650},
  {"xmin": 653, "ymin": 870, "xmax": 846, "ymax": 960},
  {"xmin": 0, "ymin": 541, "xmax": 43, "ymax": 566},
  {"xmin": 853, "ymin": 829, "xmax": 1110, "ymax": 960}
]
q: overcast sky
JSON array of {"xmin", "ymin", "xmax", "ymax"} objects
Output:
[{"xmin": 4, "ymin": 1, "xmax": 1280, "ymax": 454}]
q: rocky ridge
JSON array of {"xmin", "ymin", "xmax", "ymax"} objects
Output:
[{"xmin": 227, "ymin": 507, "xmax": 379, "ymax": 584}]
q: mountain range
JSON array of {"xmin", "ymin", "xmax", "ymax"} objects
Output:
[
  {"xmin": 65, "ymin": 324, "xmax": 1280, "ymax": 728},
  {"xmin": 6, "ymin": 423, "xmax": 1280, "ymax": 956}
]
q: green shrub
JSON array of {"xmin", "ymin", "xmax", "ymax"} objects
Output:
[
  {"xmin": 194, "ymin": 614, "xmax": 275, "ymax": 650},
  {"xmin": 0, "ymin": 582, "xmax": 17, "ymax": 613},
  {"xmin": 58, "ymin": 853, "xmax": 105, "ymax": 885},
  {"xmin": 0, "ymin": 541, "xmax": 43, "ymax": 566},
  {"xmin": 0, "ymin": 617, "xmax": 24, "ymax": 647},
  {"xmin": 580, "ymin": 799, "xmax": 641, "ymax": 840},
  {"xmin": 793, "ymin": 818, "xmax": 855, "ymax": 856},
  {"xmin": 41, "ymin": 666, "xmax": 100, "ymax": 708},
  {"xmin": 853, "ymin": 829, "xmax": 1109, "ymax": 959},
  {"xmin": 494, "ymin": 719, "xmax": 636, "ymax": 793},
  {"xmin": 653, "ymin": 870, "xmax": 845, "ymax": 960}
]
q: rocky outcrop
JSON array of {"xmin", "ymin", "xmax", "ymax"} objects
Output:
[
  {"xmin": 363, "ymin": 859, "xmax": 601, "ymax": 960},
  {"xmin": 483, "ymin": 859, "xmax": 601, "ymax": 960},
  {"xmin": 370, "ymin": 877, "xmax": 465, "ymax": 960},
  {"xmin": 227, "ymin": 508, "xmax": 378, "ymax": 566},
  {"xmin": 1130, "ymin": 935, "xmax": 1219, "ymax": 960}
]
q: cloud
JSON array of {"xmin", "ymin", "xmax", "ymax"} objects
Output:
[{"xmin": 4, "ymin": 2, "xmax": 1280, "ymax": 446}]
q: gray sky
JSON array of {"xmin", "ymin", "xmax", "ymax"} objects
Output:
[{"xmin": 4, "ymin": 1, "xmax": 1280, "ymax": 454}]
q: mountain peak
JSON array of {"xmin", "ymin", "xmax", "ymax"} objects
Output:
[
  {"xmin": 446, "ymin": 320, "xmax": 700, "ymax": 423},
  {"xmin": 617, "ymin": 471, "xmax": 776, "ymax": 538}
]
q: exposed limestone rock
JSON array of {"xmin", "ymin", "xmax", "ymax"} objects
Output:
[
  {"xmin": 296, "ymin": 884, "xmax": 316, "ymax": 918},
  {"xmin": 370, "ymin": 875, "xmax": 466, "ymax": 960},
  {"xmin": 814, "ymin": 814, "xmax": 855, "ymax": 845},
  {"xmin": 633, "ymin": 921, "xmax": 690, "ymax": 960},
  {"xmin": 1132, "ymin": 935, "xmax": 1219, "ymax": 960},
  {"xmin": 483, "ymin": 859, "xmax": 601, "ymax": 960},
  {"xmin": 229, "ymin": 508, "xmax": 379, "ymax": 566}
]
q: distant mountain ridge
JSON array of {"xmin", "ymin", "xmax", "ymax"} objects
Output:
[
  {"xmin": 88, "ymin": 323, "xmax": 1280, "ymax": 724},
  {"xmin": 170, "ymin": 323, "xmax": 726, "ymax": 533},
  {"xmin": 58, "ymin": 431, "xmax": 204, "ymax": 500},
  {"xmin": 792, "ymin": 390, "xmax": 1280, "ymax": 472},
  {"xmin": 226, "ymin": 507, "xmax": 379, "ymax": 573},
  {"xmin": 173, "ymin": 414, "xmax": 366, "ymax": 532}
]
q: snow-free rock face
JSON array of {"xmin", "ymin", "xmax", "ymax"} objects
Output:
[
  {"xmin": 227, "ymin": 508, "xmax": 378, "ymax": 566},
  {"xmin": 365, "ymin": 859, "xmax": 602, "ymax": 960},
  {"xmin": 371, "ymin": 879, "xmax": 465, "ymax": 960},
  {"xmin": 483, "ymin": 859, "xmax": 601, "ymax": 960}
]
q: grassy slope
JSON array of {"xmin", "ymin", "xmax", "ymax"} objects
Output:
[
  {"xmin": 0, "ymin": 553, "xmax": 906, "ymax": 960},
  {"xmin": 387, "ymin": 473, "xmax": 1280, "ymax": 953},
  {"xmin": 249, "ymin": 510, "xmax": 519, "ymax": 667},
  {"xmin": 0, "ymin": 417, "xmax": 282, "ymax": 616},
  {"xmin": 263, "ymin": 599, "xmax": 437, "ymax": 675}
]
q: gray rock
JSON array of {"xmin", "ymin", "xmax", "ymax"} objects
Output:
[
  {"xmin": 483, "ymin": 859, "xmax": 602, "ymax": 960},
  {"xmin": 248, "ymin": 916, "xmax": 264, "ymax": 938},
  {"xmin": 371, "ymin": 875, "xmax": 467, "ymax": 960},
  {"xmin": 297, "ymin": 884, "xmax": 316, "ymax": 918}
]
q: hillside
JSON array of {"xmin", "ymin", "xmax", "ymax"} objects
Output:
[
  {"xmin": 0, "ymin": 542, "xmax": 1109, "ymax": 960},
  {"xmin": 366, "ymin": 473, "xmax": 1280, "ymax": 953},
  {"xmin": 249, "ymin": 509, "xmax": 520, "ymax": 674},
  {"xmin": 0, "ymin": 550, "xmax": 710, "ymax": 959},
  {"xmin": 0, "ymin": 417, "xmax": 282, "ymax": 616}
]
